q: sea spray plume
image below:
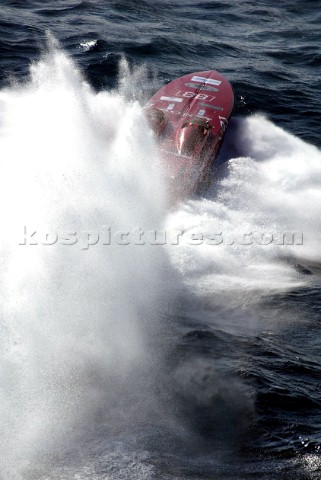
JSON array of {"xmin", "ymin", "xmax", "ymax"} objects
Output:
[
  {"xmin": 118, "ymin": 56, "xmax": 161, "ymax": 104},
  {"xmin": 166, "ymin": 114, "xmax": 321, "ymax": 294},
  {"xmin": 0, "ymin": 43, "xmax": 178, "ymax": 478}
]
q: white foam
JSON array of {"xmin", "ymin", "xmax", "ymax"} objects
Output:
[{"xmin": 166, "ymin": 114, "xmax": 321, "ymax": 294}]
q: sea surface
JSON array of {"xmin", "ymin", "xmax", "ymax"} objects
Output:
[{"xmin": 0, "ymin": 1, "xmax": 321, "ymax": 479}]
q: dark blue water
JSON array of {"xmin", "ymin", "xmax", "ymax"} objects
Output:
[{"xmin": 0, "ymin": 1, "xmax": 321, "ymax": 479}]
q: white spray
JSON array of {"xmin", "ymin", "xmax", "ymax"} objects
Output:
[
  {"xmin": 0, "ymin": 45, "xmax": 176, "ymax": 478},
  {"xmin": 166, "ymin": 114, "xmax": 321, "ymax": 296}
]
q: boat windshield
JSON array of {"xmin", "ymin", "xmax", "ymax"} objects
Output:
[{"xmin": 178, "ymin": 118, "xmax": 210, "ymax": 155}]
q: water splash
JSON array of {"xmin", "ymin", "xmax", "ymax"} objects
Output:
[
  {"xmin": 166, "ymin": 114, "xmax": 321, "ymax": 296},
  {"xmin": 0, "ymin": 44, "xmax": 176, "ymax": 478}
]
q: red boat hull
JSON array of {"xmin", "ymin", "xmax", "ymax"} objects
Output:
[{"xmin": 144, "ymin": 70, "xmax": 234, "ymax": 197}]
